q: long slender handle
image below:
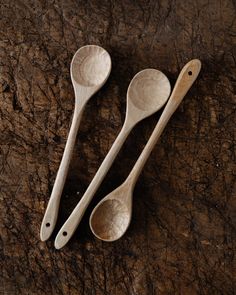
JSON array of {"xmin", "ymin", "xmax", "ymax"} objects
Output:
[
  {"xmin": 54, "ymin": 123, "xmax": 132, "ymax": 249},
  {"xmin": 40, "ymin": 106, "xmax": 84, "ymax": 241},
  {"xmin": 127, "ymin": 59, "xmax": 201, "ymax": 186}
]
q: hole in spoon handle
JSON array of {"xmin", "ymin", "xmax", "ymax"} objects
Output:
[
  {"xmin": 54, "ymin": 223, "xmax": 74, "ymax": 249},
  {"xmin": 40, "ymin": 197, "xmax": 60, "ymax": 241},
  {"xmin": 170, "ymin": 59, "xmax": 201, "ymax": 105}
]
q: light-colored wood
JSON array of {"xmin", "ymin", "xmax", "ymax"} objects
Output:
[
  {"xmin": 89, "ymin": 59, "xmax": 201, "ymax": 242},
  {"xmin": 40, "ymin": 45, "xmax": 112, "ymax": 241},
  {"xmin": 54, "ymin": 69, "xmax": 171, "ymax": 249}
]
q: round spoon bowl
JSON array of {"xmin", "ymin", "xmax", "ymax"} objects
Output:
[
  {"xmin": 90, "ymin": 199, "xmax": 130, "ymax": 241},
  {"xmin": 71, "ymin": 45, "xmax": 111, "ymax": 87},
  {"xmin": 128, "ymin": 69, "xmax": 171, "ymax": 113}
]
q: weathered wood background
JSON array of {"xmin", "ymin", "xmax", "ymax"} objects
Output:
[{"xmin": 1, "ymin": 0, "xmax": 236, "ymax": 294}]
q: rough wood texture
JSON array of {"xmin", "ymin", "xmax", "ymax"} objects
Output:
[{"xmin": 1, "ymin": 1, "xmax": 236, "ymax": 294}]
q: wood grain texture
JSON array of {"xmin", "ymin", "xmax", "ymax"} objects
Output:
[{"xmin": 1, "ymin": 0, "xmax": 236, "ymax": 294}]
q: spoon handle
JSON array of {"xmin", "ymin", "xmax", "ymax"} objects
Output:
[
  {"xmin": 54, "ymin": 123, "xmax": 132, "ymax": 249},
  {"xmin": 40, "ymin": 105, "xmax": 84, "ymax": 241},
  {"xmin": 127, "ymin": 59, "xmax": 201, "ymax": 186}
]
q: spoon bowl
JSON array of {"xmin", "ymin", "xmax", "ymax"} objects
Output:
[
  {"xmin": 71, "ymin": 45, "xmax": 111, "ymax": 88},
  {"xmin": 90, "ymin": 180, "xmax": 133, "ymax": 242},
  {"xmin": 125, "ymin": 69, "xmax": 171, "ymax": 125},
  {"xmin": 128, "ymin": 69, "xmax": 171, "ymax": 112},
  {"xmin": 90, "ymin": 198, "xmax": 130, "ymax": 242}
]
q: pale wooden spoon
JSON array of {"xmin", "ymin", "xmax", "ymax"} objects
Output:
[
  {"xmin": 54, "ymin": 69, "xmax": 171, "ymax": 249},
  {"xmin": 40, "ymin": 45, "xmax": 112, "ymax": 241},
  {"xmin": 89, "ymin": 59, "xmax": 201, "ymax": 242}
]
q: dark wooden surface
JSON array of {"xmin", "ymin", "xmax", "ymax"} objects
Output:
[{"xmin": 1, "ymin": 1, "xmax": 236, "ymax": 294}]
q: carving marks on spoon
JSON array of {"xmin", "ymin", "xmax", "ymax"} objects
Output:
[
  {"xmin": 90, "ymin": 199, "xmax": 130, "ymax": 241},
  {"xmin": 71, "ymin": 46, "xmax": 111, "ymax": 87},
  {"xmin": 128, "ymin": 69, "xmax": 171, "ymax": 112}
]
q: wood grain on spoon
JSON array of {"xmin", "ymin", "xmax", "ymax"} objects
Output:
[
  {"xmin": 54, "ymin": 69, "xmax": 171, "ymax": 249},
  {"xmin": 89, "ymin": 59, "xmax": 201, "ymax": 242},
  {"xmin": 40, "ymin": 45, "xmax": 111, "ymax": 241}
]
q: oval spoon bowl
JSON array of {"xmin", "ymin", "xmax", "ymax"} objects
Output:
[
  {"xmin": 90, "ymin": 198, "xmax": 130, "ymax": 242},
  {"xmin": 71, "ymin": 45, "xmax": 111, "ymax": 88},
  {"xmin": 128, "ymin": 69, "xmax": 171, "ymax": 113}
]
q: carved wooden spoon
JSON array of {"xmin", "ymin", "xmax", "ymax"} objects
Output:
[
  {"xmin": 89, "ymin": 59, "xmax": 201, "ymax": 242},
  {"xmin": 54, "ymin": 69, "xmax": 171, "ymax": 249},
  {"xmin": 40, "ymin": 45, "xmax": 112, "ymax": 241}
]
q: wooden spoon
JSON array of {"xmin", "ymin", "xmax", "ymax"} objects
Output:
[
  {"xmin": 40, "ymin": 45, "xmax": 112, "ymax": 241},
  {"xmin": 89, "ymin": 59, "xmax": 201, "ymax": 242},
  {"xmin": 54, "ymin": 69, "xmax": 171, "ymax": 249}
]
